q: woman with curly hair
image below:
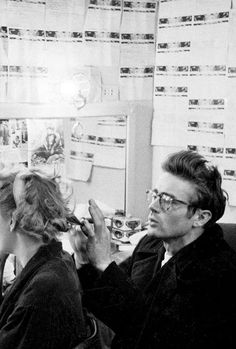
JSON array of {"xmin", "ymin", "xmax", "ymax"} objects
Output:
[{"xmin": 0, "ymin": 169, "xmax": 88, "ymax": 349}]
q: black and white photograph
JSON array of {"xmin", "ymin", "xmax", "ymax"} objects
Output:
[{"xmin": 0, "ymin": 1, "xmax": 236, "ymax": 348}]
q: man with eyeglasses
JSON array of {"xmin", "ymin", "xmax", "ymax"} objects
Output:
[{"xmin": 71, "ymin": 150, "xmax": 236, "ymax": 349}]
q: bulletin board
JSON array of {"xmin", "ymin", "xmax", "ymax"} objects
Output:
[{"xmin": 152, "ymin": 0, "xmax": 236, "ymax": 208}]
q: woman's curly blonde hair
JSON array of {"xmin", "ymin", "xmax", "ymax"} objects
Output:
[{"xmin": 0, "ymin": 170, "xmax": 73, "ymax": 242}]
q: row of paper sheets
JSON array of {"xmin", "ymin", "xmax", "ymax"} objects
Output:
[
  {"xmin": 0, "ymin": 26, "xmax": 156, "ymax": 67},
  {"xmin": 0, "ymin": 63, "xmax": 154, "ymax": 103},
  {"xmin": 2, "ymin": 1, "xmax": 236, "ymax": 103},
  {"xmin": 0, "ymin": 116, "xmax": 127, "ymax": 182},
  {"xmin": 0, "ymin": 0, "xmax": 157, "ymax": 32},
  {"xmin": 0, "ymin": 0, "xmax": 158, "ymax": 102}
]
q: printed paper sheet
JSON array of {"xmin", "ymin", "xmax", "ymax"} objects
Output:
[
  {"xmin": 27, "ymin": 118, "xmax": 65, "ymax": 176},
  {"xmin": 67, "ymin": 116, "xmax": 127, "ymax": 181},
  {"xmin": 0, "ymin": 119, "xmax": 28, "ymax": 164}
]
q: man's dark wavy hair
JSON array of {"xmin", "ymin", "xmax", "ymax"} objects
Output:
[{"xmin": 162, "ymin": 150, "xmax": 227, "ymax": 227}]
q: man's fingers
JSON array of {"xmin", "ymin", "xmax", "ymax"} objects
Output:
[
  {"xmin": 81, "ymin": 219, "xmax": 95, "ymax": 238},
  {"xmin": 69, "ymin": 226, "xmax": 86, "ymax": 240},
  {"xmin": 88, "ymin": 199, "xmax": 104, "ymax": 222},
  {"xmin": 68, "ymin": 227, "xmax": 88, "ymax": 255}
]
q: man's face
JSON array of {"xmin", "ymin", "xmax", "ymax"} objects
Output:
[{"xmin": 148, "ymin": 172, "xmax": 198, "ymax": 241}]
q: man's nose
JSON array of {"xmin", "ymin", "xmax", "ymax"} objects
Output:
[{"xmin": 149, "ymin": 197, "xmax": 161, "ymax": 213}]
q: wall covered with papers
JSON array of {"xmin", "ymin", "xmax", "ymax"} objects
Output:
[
  {"xmin": 1, "ymin": 0, "xmax": 236, "ymax": 215},
  {"xmin": 0, "ymin": 0, "xmax": 158, "ymax": 104},
  {"xmin": 152, "ymin": 0, "xmax": 236, "ymax": 211}
]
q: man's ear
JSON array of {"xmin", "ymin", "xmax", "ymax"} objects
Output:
[{"xmin": 193, "ymin": 209, "xmax": 212, "ymax": 228}]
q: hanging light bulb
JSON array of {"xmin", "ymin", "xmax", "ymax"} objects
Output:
[{"xmin": 60, "ymin": 73, "xmax": 91, "ymax": 110}]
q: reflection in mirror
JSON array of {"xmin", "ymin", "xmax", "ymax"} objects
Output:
[{"xmin": 64, "ymin": 115, "xmax": 127, "ymax": 219}]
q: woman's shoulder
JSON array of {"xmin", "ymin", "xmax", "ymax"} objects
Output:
[
  {"xmin": 18, "ymin": 251, "xmax": 81, "ymax": 307},
  {"xmin": 33, "ymin": 251, "xmax": 79, "ymax": 288}
]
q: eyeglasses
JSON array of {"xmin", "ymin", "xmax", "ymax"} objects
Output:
[{"xmin": 146, "ymin": 189, "xmax": 193, "ymax": 212}]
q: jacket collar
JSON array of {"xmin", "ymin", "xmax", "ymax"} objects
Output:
[
  {"xmin": 136, "ymin": 223, "xmax": 224, "ymax": 268},
  {"xmin": 173, "ymin": 223, "xmax": 224, "ymax": 272}
]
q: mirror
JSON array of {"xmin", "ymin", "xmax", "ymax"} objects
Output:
[
  {"xmin": 64, "ymin": 114, "xmax": 127, "ymax": 217},
  {"xmin": 0, "ymin": 116, "xmax": 127, "ymax": 218}
]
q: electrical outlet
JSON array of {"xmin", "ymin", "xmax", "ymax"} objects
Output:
[{"xmin": 102, "ymin": 85, "xmax": 119, "ymax": 101}]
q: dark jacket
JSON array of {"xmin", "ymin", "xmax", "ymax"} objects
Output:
[
  {"xmin": 0, "ymin": 239, "xmax": 87, "ymax": 349},
  {"xmin": 79, "ymin": 224, "xmax": 236, "ymax": 348}
]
